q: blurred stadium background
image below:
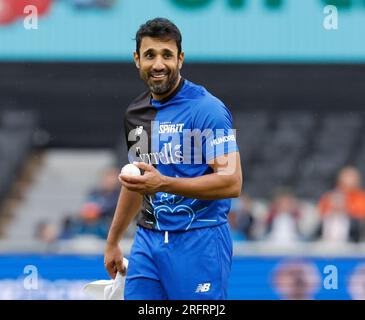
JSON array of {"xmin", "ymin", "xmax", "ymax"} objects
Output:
[{"xmin": 1, "ymin": 0, "xmax": 365, "ymax": 299}]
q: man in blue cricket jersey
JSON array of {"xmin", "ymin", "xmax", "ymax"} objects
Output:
[{"xmin": 104, "ymin": 17, "xmax": 243, "ymax": 300}]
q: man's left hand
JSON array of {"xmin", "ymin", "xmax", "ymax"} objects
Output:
[{"xmin": 118, "ymin": 162, "xmax": 166, "ymax": 195}]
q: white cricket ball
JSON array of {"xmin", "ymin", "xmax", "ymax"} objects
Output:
[{"xmin": 120, "ymin": 163, "xmax": 141, "ymax": 176}]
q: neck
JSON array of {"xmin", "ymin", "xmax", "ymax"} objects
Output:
[{"xmin": 151, "ymin": 75, "xmax": 181, "ymax": 101}]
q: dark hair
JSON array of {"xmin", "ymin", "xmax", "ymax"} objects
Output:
[{"xmin": 135, "ymin": 18, "xmax": 182, "ymax": 56}]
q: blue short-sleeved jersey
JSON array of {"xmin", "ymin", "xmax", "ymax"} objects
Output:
[{"xmin": 124, "ymin": 78, "xmax": 238, "ymax": 231}]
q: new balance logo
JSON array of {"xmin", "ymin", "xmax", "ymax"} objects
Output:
[
  {"xmin": 195, "ymin": 283, "xmax": 211, "ymax": 293},
  {"xmin": 135, "ymin": 126, "xmax": 143, "ymax": 135}
]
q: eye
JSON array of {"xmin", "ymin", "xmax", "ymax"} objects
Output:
[
  {"xmin": 145, "ymin": 52, "xmax": 154, "ymax": 59},
  {"xmin": 164, "ymin": 53, "xmax": 173, "ymax": 59}
]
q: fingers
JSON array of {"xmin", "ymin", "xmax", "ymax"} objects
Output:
[
  {"xmin": 133, "ymin": 161, "xmax": 155, "ymax": 172},
  {"xmin": 119, "ymin": 174, "xmax": 146, "ymax": 184},
  {"xmin": 105, "ymin": 261, "xmax": 117, "ymax": 279},
  {"xmin": 115, "ymin": 259, "xmax": 127, "ymax": 276},
  {"xmin": 120, "ymin": 180, "xmax": 145, "ymax": 193},
  {"xmin": 104, "ymin": 260, "xmax": 127, "ymax": 279}
]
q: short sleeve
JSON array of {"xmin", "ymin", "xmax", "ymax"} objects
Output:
[{"xmin": 193, "ymin": 96, "xmax": 239, "ymax": 162}]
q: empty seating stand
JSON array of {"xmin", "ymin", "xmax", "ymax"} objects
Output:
[{"xmin": 0, "ymin": 109, "xmax": 38, "ymax": 206}]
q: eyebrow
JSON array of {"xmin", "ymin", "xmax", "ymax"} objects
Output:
[{"xmin": 142, "ymin": 48, "xmax": 175, "ymax": 56}]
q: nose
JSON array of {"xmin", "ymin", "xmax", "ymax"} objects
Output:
[{"xmin": 152, "ymin": 56, "xmax": 165, "ymax": 71}]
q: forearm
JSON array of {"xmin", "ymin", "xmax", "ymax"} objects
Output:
[
  {"xmin": 121, "ymin": 153, "xmax": 243, "ymax": 200},
  {"xmin": 106, "ymin": 187, "xmax": 142, "ymax": 245},
  {"xmin": 161, "ymin": 172, "xmax": 241, "ymax": 200}
]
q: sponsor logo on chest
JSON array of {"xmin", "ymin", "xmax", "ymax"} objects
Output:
[{"xmin": 159, "ymin": 123, "xmax": 185, "ymax": 134}]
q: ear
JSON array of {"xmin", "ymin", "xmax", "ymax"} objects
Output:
[
  {"xmin": 178, "ymin": 52, "xmax": 184, "ymax": 70},
  {"xmin": 133, "ymin": 52, "xmax": 140, "ymax": 69}
]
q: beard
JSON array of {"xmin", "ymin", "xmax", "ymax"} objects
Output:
[{"xmin": 139, "ymin": 65, "xmax": 180, "ymax": 96}]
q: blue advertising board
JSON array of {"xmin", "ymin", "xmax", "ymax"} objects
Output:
[{"xmin": 1, "ymin": 254, "xmax": 365, "ymax": 299}]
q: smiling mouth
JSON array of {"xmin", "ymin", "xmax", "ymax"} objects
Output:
[{"xmin": 150, "ymin": 73, "xmax": 168, "ymax": 80}]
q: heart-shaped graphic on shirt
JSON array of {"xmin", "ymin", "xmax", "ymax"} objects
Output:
[{"xmin": 155, "ymin": 205, "xmax": 195, "ymax": 230}]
